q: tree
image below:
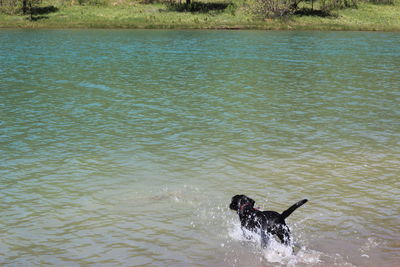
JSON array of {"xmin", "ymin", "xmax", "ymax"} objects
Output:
[
  {"xmin": 21, "ymin": 0, "xmax": 41, "ymax": 20},
  {"xmin": 22, "ymin": 0, "xmax": 28, "ymax": 13}
]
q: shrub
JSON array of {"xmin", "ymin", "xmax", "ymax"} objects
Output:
[
  {"xmin": 0, "ymin": 0, "xmax": 22, "ymax": 14},
  {"xmin": 319, "ymin": 0, "xmax": 358, "ymax": 11},
  {"xmin": 250, "ymin": 0, "xmax": 300, "ymax": 18}
]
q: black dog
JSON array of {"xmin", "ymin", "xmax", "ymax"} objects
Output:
[{"xmin": 230, "ymin": 195, "xmax": 308, "ymax": 247}]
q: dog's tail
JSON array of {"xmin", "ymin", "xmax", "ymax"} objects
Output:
[{"xmin": 281, "ymin": 199, "xmax": 308, "ymax": 219}]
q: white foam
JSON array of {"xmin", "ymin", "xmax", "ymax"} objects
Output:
[{"xmin": 228, "ymin": 222, "xmax": 322, "ymax": 266}]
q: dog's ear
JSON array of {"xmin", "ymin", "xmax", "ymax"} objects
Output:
[{"xmin": 229, "ymin": 195, "xmax": 241, "ymax": 210}]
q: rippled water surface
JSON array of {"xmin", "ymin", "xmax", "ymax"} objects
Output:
[{"xmin": 1, "ymin": 29, "xmax": 399, "ymax": 266}]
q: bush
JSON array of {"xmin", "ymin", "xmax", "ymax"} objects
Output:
[
  {"xmin": 250, "ymin": 0, "xmax": 300, "ymax": 18},
  {"xmin": 319, "ymin": 0, "xmax": 358, "ymax": 11},
  {"xmin": 0, "ymin": 0, "xmax": 43, "ymax": 15},
  {"xmin": 0, "ymin": 0, "xmax": 22, "ymax": 14}
]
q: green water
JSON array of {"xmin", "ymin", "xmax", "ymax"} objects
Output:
[{"xmin": 0, "ymin": 29, "xmax": 399, "ymax": 266}]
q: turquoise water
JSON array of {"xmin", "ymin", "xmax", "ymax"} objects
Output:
[{"xmin": 0, "ymin": 29, "xmax": 399, "ymax": 266}]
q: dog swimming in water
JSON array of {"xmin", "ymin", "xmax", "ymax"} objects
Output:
[{"xmin": 229, "ymin": 195, "xmax": 308, "ymax": 247}]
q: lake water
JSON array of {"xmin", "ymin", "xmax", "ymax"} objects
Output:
[{"xmin": 0, "ymin": 29, "xmax": 399, "ymax": 266}]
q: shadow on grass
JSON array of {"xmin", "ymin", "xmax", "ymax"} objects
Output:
[
  {"xmin": 294, "ymin": 8, "xmax": 332, "ymax": 17},
  {"xmin": 32, "ymin": 5, "xmax": 58, "ymax": 15},
  {"xmin": 167, "ymin": 2, "xmax": 229, "ymax": 13},
  {"xmin": 26, "ymin": 5, "xmax": 58, "ymax": 21},
  {"xmin": 29, "ymin": 15, "xmax": 50, "ymax": 21}
]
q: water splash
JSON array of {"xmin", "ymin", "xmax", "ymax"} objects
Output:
[{"xmin": 228, "ymin": 222, "xmax": 322, "ymax": 266}]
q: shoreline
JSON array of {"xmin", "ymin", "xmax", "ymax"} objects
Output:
[
  {"xmin": 1, "ymin": 23, "xmax": 399, "ymax": 32},
  {"xmin": 1, "ymin": 1, "xmax": 399, "ymax": 32}
]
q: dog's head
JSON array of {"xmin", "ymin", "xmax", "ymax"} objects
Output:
[{"xmin": 229, "ymin": 195, "xmax": 255, "ymax": 211}]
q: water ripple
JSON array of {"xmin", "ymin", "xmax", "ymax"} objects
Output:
[{"xmin": 1, "ymin": 30, "xmax": 399, "ymax": 266}]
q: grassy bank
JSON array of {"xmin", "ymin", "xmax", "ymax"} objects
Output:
[{"xmin": 0, "ymin": 0, "xmax": 399, "ymax": 31}]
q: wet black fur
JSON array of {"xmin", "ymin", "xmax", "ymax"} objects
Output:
[{"xmin": 229, "ymin": 195, "xmax": 308, "ymax": 247}]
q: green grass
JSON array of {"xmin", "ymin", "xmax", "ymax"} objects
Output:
[
  {"xmin": 0, "ymin": 0, "xmax": 399, "ymax": 30},
  {"xmin": 289, "ymin": 0, "xmax": 400, "ymax": 31}
]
